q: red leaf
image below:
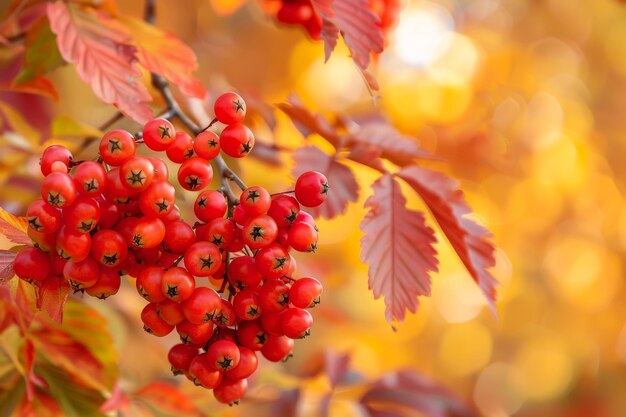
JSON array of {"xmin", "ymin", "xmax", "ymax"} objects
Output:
[
  {"xmin": 0, "ymin": 207, "xmax": 30, "ymax": 245},
  {"xmin": 119, "ymin": 15, "xmax": 206, "ymax": 99},
  {"xmin": 133, "ymin": 382, "xmax": 198, "ymax": 415},
  {"xmin": 292, "ymin": 146, "xmax": 358, "ymax": 219},
  {"xmin": 36, "ymin": 276, "xmax": 70, "ymax": 323},
  {"xmin": 311, "ymin": 0, "xmax": 384, "ymax": 69},
  {"xmin": 360, "ymin": 174, "xmax": 438, "ymax": 323},
  {"xmin": 0, "ymin": 249, "xmax": 16, "ymax": 283},
  {"xmin": 360, "ymin": 370, "xmax": 479, "ymax": 417},
  {"xmin": 0, "ymin": 77, "xmax": 60, "ymax": 101},
  {"xmin": 99, "ymin": 382, "xmax": 131, "ymax": 414},
  {"xmin": 24, "ymin": 339, "xmax": 35, "ymax": 401},
  {"xmin": 47, "ymin": 1, "xmax": 153, "ymax": 123},
  {"xmin": 397, "ymin": 166, "xmax": 498, "ymax": 315},
  {"xmin": 276, "ymin": 95, "xmax": 341, "ymax": 146}
]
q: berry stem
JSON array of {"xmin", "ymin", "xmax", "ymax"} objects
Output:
[{"xmin": 200, "ymin": 117, "xmax": 219, "ymax": 132}]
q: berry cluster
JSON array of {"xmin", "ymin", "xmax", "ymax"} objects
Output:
[{"xmin": 13, "ymin": 92, "xmax": 329, "ymax": 405}]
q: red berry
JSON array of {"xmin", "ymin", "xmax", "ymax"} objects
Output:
[
  {"xmin": 99, "ymin": 129, "xmax": 136, "ymax": 166},
  {"xmin": 95, "ymin": 198, "xmax": 119, "ymax": 229},
  {"xmin": 56, "ymin": 226, "xmax": 91, "ymax": 262},
  {"xmin": 213, "ymin": 377, "xmax": 247, "ymax": 405},
  {"xmin": 220, "ymin": 124, "xmax": 254, "ymax": 158},
  {"xmin": 201, "ymin": 218, "xmax": 235, "ymax": 249},
  {"xmin": 26, "ymin": 199, "xmax": 61, "ymax": 233},
  {"xmin": 166, "ymin": 131, "xmax": 194, "ymax": 163},
  {"xmin": 188, "ymin": 354, "xmax": 222, "ymax": 388},
  {"xmin": 104, "ymin": 168, "xmax": 138, "ymax": 205},
  {"xmin": 64, "ymin": 196, "xmax": 101, "ymax": 234},
  {"xmin": 183, "ymin": 241, "xmax": 222, "ymax": 277},
  {"xmin": 236, "ymin": 320, "xmax": 267, "ymax": 351},
  {"xmin": 258, "ymin": 279, "xmax": 290, "ymax": 313},
  {"xmin": 255, "ymin": 243, "xmax": 291, "ymax": 279},
  {"xmin": 214, "ymin": 92, "xmax": 246, "ymax": 125},
  {"xmin": 146, "ymin": 156, "xmax": 169, "ymax": 182},
  {"xmin": 143, "ymin": 118, "xmax": 176, "ymax": 151},
  {"xmin": 295, "ymin": 171, "xmax": 329, "ymax": 207},
  {"xmin": 227, "ymin": 227, "xmax": 245, "ymax": 252},
  {"xmin": 161, "ymin": 267, "xmax": 195, "ymax": 302},
  {"xmin": 177, "ymin": 157, "xmax": 213, "ymax": 191},
  {"xmin": 240, "ymin": 186, "xmax": 271, "ymax": 216},
  {"xmin": 288, "ymin": 221, "xmax": 318, "ymax": 252},
  {"xmin": 281, "ymin": 307, "xmax": 313, "ymax": 339},
  {"xmin": 194, "ymin": 190, "xmax": 227, "ymax": 222},
  {"xmin": 74, "ymin": 161, "xmax": 106, "ymax": 196},
  {"xmin": 141, "ymin": 302, "xmax": 174, "ymax": 337},
  {"xmin": 260, "ymin": 312, "xmax": 284, "ymax": 336},
  {"xmin": 261, "ymin": 335, "xmax": 294, "ymax": 362},
  {"xmin": 41, "ymin": 145, "xmax": 72, "ymax": 176},
  {"xmin": 182, "ymin": 287, "xmax": 222, "ymax": 324},
  {"xmin": 225, "ymin": 347, "xmax": 257, "ymax": 380},
  {"xmin": 91, "ymin": 229, "xmax": 127, "ymax": 267},
  {"xmin": 168, "ymin": 344, "xmax": 198, "ymax": 375},
  {"xmin": 162, "ymin": 220, "xmax": 196, "ymax": 254},
  {"xmin": 129, "ymin": 216, "xmax": 165, "ymax": 249},
  {"xmin": 176, "ymin": 320, "xmax": 214, "ymax": 345},
  {"xmin": 14, "ymin": 247, "xmax": 50, "ymax": 282},
  {"xmin": 213, "ymin": 299, "xmax": 236, "ymax": 327},
  {"xmin": 228, "ymin": 256, "xmax": 263, "ymax": 289},
  {"xmin": 29, "ymin": 228, "xmax": 57, "ymax": 252},
  {"xmin": 290, "ymin": 277, "xmax": 323, "ymax": 308},
  {"xmin": 139, "ymin": 181, "xmax": 176, "ymax": 218},
  {"xmin": 157, "ymin": 299, "xmax": 186, "ymax": 326},
  {"xmin": 207, "ymin": 340, "xmax": 240, "ymax": 371},
  {"xmin": 233, "ymin": 288, "xmax": 262, "ymax": 320},
  {"xmin": 48, "ymin": 253, "xmax": 67, "ymax": 277},
  {"xmin": 233, "ymin": 204, "xmax": 251, "ymax": 226},
  {"xmin": 85, "ymin": 266, "xmax": 121, "ymax": 299},
  {"xmin": 41, "ymin": 172, "xmax": 76, "ymax": 208},
  {"xmin": 242, "ymin": 214, "xmax": 278, "ymax": 249},
  {"xmin": 193, "ymin": 130, "xmax": 221, "ymax": 160},
  {"xmin": 120, "ymin": 156, "xmax": 154, "ymax": 192},
  {"xmin": 63, "ymin": 256, "xmax": 99, "ymax": 290},
  {"xmin": 267, "ymin": 195, "xmax": 300, "ymax": 227}
]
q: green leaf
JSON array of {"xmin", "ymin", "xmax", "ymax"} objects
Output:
[
  {"xmin": 51, "ymin": 115, "xmax": 103, "ymax": 139},
  {"xmin": 14, "ymin": 17, "xmax": 65, "ymax": 83}
]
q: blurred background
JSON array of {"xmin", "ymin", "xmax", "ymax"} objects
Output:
[{"xmin": 3, "ymin": 0, "xmax": 626, "ymax": 416}]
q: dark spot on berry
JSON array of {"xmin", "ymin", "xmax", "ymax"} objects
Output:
[
  {"xmin": 109, "ymin": 139, "xmax": 122, "ymax": 152},
  {"xmin": 158, "ymin": 125, "xmax": 172, "ymax": 139}
]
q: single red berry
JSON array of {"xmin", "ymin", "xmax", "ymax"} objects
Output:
[
  {"xmin": 254, "ymin": 243, "xmax": 291, "ymax": 279},
  {"xmin": 213, "ymin": 377, "xmax": 248, "ymax": 405},
  {"xmin": 64, "ymin": 196, "xmax": 101, "ymax": 234},
  {"xmin": 28, "ymin": 228, "xmax": 57, "ymax": 252},
  {"xmin": 114, "ymin": 217, "xmax": 139, "ymax": 245},
  {"xmin": 41, "ymin": 145, "xmax": 72, "ymax": 176},
  {"xmin": 168, "ymin": 344, "xmax": 198, "ymax": 376},
  {"xmin": 161, "ymin": 204, "xmax": 181, "ymax": 224},
  {"xmin": 63, "ymin": 256, "xmax": 100, "ymax": 290},
  {"xmin": 225, "ymin": 347, "xmax": 257, "ymax": 380},
  {"xmin": 290, "ymin": 277, "xmax": 323, "ymax": 308},
  {"xmin": 227, "ymin": 227, "xmax": 245, "ymax": 252},
  {"xmin": 91, "ymin": 229, "xmax": 127, "ymax": 267},
  {"xmin": 182, "ymin": 287, "xmax": 222, "ymax": 324},
  {"xmin": 258, "ymin": 279, "xmax": 290, "ymax": 313},
  {"xmin": 96, "ymin": 197, "xmax": 120, "ymax": 229},
  {"xmin": 120, "ymin": 156, "xmax": 154, "ymax": 192},
  {"xmin": 56, "ymin": 226, "xmax": 91, "ymax": 262},
  {"xmin": 85, "ymin": 266, "xmax": 121, "ymax": 299},
  {"xmin": 233, "ymin": 203, "xmax": 251, "ymax": 226},
  {"xmin": 26, "ymin": 199, "xmax": 61, "ymax": 233},
  {"xmin": 293, "ymin": 210, "xmax": 317, "ymax": 228},
  {"xmin": 207, "ymin": 340, "xmax": 240, "ymax": 371},
  {"xmin": 74, "ymin": 161, "xmax": 106, "ymax": 196},
  {"xmin": 276, "ymin": 227, "xmax": 290, "ymax": 248},
  {"xmin": 48, "ymin": 253, "xmax": 67, "ymax": 277},
  {"xmin": 213, "ymin": 299, "xmax": 236, "ymax": 327},
  {"xmin": 188, "ymin": 354, "xmax": 222, "ymax": 388},
  {"xmin": 193, "ymin": 130, "xmax": 221, "ymax": 160},
  {"xmin": 236, "ymin": 320, "xmax": 268, "ymax": 351},
  {"xmin": 295, "ymin": 171, "xmax": 329, "ymax": 207},
  {"xmin": 157, "ymin": 252, "xmax": 180, "ymax": 268},
  {"xmin": 176, "ymin": 320, "xmax": 214, "ymax": 345},
  {"xmin": 143, "ymin": 118, "xmax": 176, "ymax": 151},
  {"xmin": 119, "ymin": 251, "xmax": 143, "ymax": 278},
  {"xmin": 281, "ymin": 307, "xmax": 313, "ymax": 339},
  {"xmin": 157, "ymin": 299, "xmax": 186, "ymax": 326},
  {"xmin": 194, "ymin": 190, "xmax": 227, "ymax": 222},
  {"xmin": 161, "ymin": 266, "xmax": 195, "ymax": 302},
  {"xmin": 267, "ymin": 195, "xmax": 300, "ymax": 227},
  {"xmin": 134, "ymin": 247, "xmax": 162, "ymax": 265},
  {"xmin": 288, "ymin": 221, "xmax": 318, "ymax": 252},
  {"xmin": 146, "ymin": 156, "xmax": 169, "ymax": 182},
  {"xmin": 14, "ymin": 247, "xmax": 50, "ymax": 282},
  {"xmin": 233, "ymin": 288, "xmax": 263, "ymax": 320},
  {"xmin": 104, "ymin": 168, "xmax": 138, "ymax": 205},
  {"xmin": 166, "ymin": 131, "xmax": 194, "ymax": 163},
  {"xmin": 214, "ymin": 92, "xmax": 246, "ymax": 125},
  {"xmin": 201, "ymin": 218, "xmax": 235, "ymax": 249},
  {"xmin": 228, "ymin": 256, "xmax": 263, "ymax": 289},
  {"xmin": 183, "ymin": 241, "xmax": 222, "ymax": 277},
  {"xmin": 242, "ymin": 214, "xmax": 278, "ymax": 249},
  {"xmin": 220, "ymin": 123, "xmax": 254, "ymax": 158},
  {"xmin": 260, "ymin": 312, "xmax": 284, "ymax": 336},
  {"xmin": 139, "ymin": 181, "xmax": 176, "ymax": 218},
  {"xmin": 141, "ymin": 302, "xmax": 174, "ymax": 337},
  {"xmin": 177, "ymin": 157, "xmax": 213, "ymax": 191},
  {"xmin": 129, "ymin": 216, "xmax": 165, "ymax": 249},
  {"xmin": 41, "ymin": 172, "xmax": 77, "ymax": 208},
  {"xmin": 162, "ymin": 220, "xmax": 196, "ymax": 254},
  {"xmin": 240, "ymin": 186, "xmax": 271, "ymax": 216},
  {"xmin": 261, "ymin": 335, "xmax": 294, "ymax": 362},
  {"xmin": 100, "ymin": 129, "xmax": 136, "ymax": 166},
  {"xmin": 277, "ymin": 0, "xmax": 314, "ymax": 24}
]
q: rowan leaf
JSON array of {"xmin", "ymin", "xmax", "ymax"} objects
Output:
[
  {"xmin": 119, "ymin": 15, "xmax": 206, "ymax": 99},
  {"xmin": 0, "ymin": 207, "xmax": 30, "ymax": 246},
  {"xmin": 0, "ymin": 249, "xmax": 16, "ymax": 283},
  {"xmin": 133, "ymin": 382, "xmax": 199, "ymax": 416},
  {"xmin": 360, "ymin": 174, "xmax": 438, "ymax": 323},
  {"xmin": 276, "ymin": 95, "xmax": 341, "ymax": 146},
  {"xmin": 311, "ymin": 0, "xmax": 384, "ymax": 69},
  {"xmin": 292, "ymin": 146, "xmax": 358, "ymax": 219},
  {"xmin": 47, "ymin": 1, "xmax": 153, "ymax": 123},
  {"xmin": 14, "ymin": 17, "xmax": 64, "ymax": 83},
  {"xmin": 397, "ymin": 166, "xmax": 498, "ymax": 315},
  {"xmin": 36, "ymin": 277, "xmax": 70, "ymax": 324},
  {"xmin": 0, "ymin": 102, "xmax": 41, "ymax": 150}
]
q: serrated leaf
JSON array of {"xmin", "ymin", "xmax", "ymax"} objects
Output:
[
  {"xmin": 119, "ymin": 15, "xmax": 206, "ymax": 99},
  {"xmin": 277, "ymin": 95, "xmax": 341, "ymax": 145},
  {"xmin": 0, "ymin": 207, "xmax": 30, "ymax": 246},
  {"xmin": 14, "ymin": 17, "xmax": 65, "ymax": 83},
  {"xmin": 0, "ymin": 249, "xmax": 16, "ymax": 283},
  {"xmin": 360, "ymin": 174, "xmax": 438, "ymax": 323},
  {"xmin": 133, "ymin": 382, "xmax": 199, "ymax": 416},
  {"xmin": 0, "ymin": 76, "xmax": 60, "ymax": 101},
  {"xmin": 47, "ymin": 1, "xmax": 153, "ymax": 124},
  {"xmin": 292, "ymin": 146, "xmax": 358, "ymax": 219},
  {"xmin": 397, "ymin": 166, "xmax": 498, "ymax": 315},
  {"xmin": 36, "ymin": 277, "xmax": 70, "ymax": 324}
]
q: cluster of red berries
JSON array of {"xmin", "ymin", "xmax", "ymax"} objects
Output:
[{"xmin": 12, "ymin": 92, "xmax": 329, "ymax": 405}]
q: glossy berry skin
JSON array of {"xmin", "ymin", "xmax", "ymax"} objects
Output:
[
  {"xmin": 260, "ymin": 312, "xmax": 284, "ymax": 336},
  {"xmin": 166, "ymin": 131, "xmax": 194, "ymax": 163},
  {"xmin": 225, "ymin": 347, "xmax": 257, "ymax": 380},
  {"xmin": 142, "ymin": 118, "xmax": 176, "ymax": 151},
  {"xmin": 267, "ymin": 195, "xmax": 300, "ymax": 227},
  {"xmin": 213, "ymin": 299, "xmax": 236, "ymax": 327},
  {"xmin": 64, "ymin": 196, "xmax": 101, "ymax": 234},
  {"xmin": 85, "ymin": 266, "xmax": 121, "ymax": 299},
  {"xmin": 194, "ymin": 190, "xmax": 227, "ymax": 222},
  {"xmin": 162, "ymin": 220, "xmax": 196, "ymax": 254},
  {"xmin": 41, "ymin": 172, "xmax": 77, "ymax": 208},
  {"xmin": 120, "ymin": 156, "xmax": 154, "ymax": 192},
  {"xmin": 258, "ymin": 279, "xmax": 290, "ymax": 313},
  {"xmin": 129, "ymin": 217, "xmax": 165, "ymax": 249},
  {"xmin": 147, "ymin": 156, "xmax": 169, "ymax": 182},
  {"xmin": 176, "ymin": 320, "xmax": 214, "ymax": 345},
  {"xmin": 242, "ymin": 214, "xmax": 278, "ymax": 250},
  {"xmin": 182, "ymin": 287, "xmax": 222, "ymax": 324},
  {"xmin": 14, "ymin": 247, "xmax": 50, "ymax": 282},
  {"xmin": 214, "ymin": 92, "xmax": 246, "ymax": 125},
  {"xmin": 48, "ymin": 253, "xmax": 67, "ymax": 277},
  {"xmin": 213, "ymin": 377, "xmax": 247, "ymax": 405},
  {"xmin": 168, "ymin": 344, "xmax": 198, "ymax": 375},
  {"xmin": 41, "ymin": 145, "xmax": 72, "ymax": 176},
  {"xmin": 91, "ymin": 229, "xmax": 127, "ymax": 268},
  {"xmin": 261, "ymin": 335, "xmax": 294, "ymax": 362},
  {"xmin": 290, "ymin": 277, "xmax": 323, "ymax": 308},
  {"xmin": 141, "ymin": 303, "xmax": 174, "ymax": 337},
  {"xmin": 188, "ymin": 354, "xmax": 222, "ymax": 388},
  {"xmin": 236, "ymin": 320, "xmax": 268, "ymax": 351},
  {"xmin": 227, "ymin": 228, "xmax": 245, "ymax": 252},
  {"xmin": 281, "ymin": 307, "xmax": 313, "ymax": 339},
  {"xmin": 295, "ymin": 171, "xmax": 329, "ymax": 207},
  {"xmin": 104, "ymin": 168, "xmax": 138, "ymax": 205},
  {"xmin": 100, "ymin": 129, "xmax": 136, "ymax": 166},
  {"xmin": 139, "ymin": 181, "xmax": 176, "ymax": 218},
  {"xmin": 26, "ymin": 199, "xmax": 61, "ymax": 233},
  {"xmin": 288, "ymin": 221, "xmax": 318, "ymax": 252},
  {"xmin": 157, "ymin": 299, "xmax": 186, "ymax": 326},
  {"xmin": 207, "ymin": 340, "xmax": 240, "ymax": 371},
  {"xmin": 161, "ymin": 267, "xmax": 195, "ymax": 302},
  {"xmin": 56, "ymin": 226, "xmax": 91, "ymax": 262},
  {"xmin": 95, "ymin": 198, "xmax": 119, "ymax": 229},
  {"xmin": 193, "ymin": 130, "xmax": 221, "ymax": 160},
  {"xmin": 177, "ymin": 157, "xmax": 213, "ymax": 191},
  {"xmin": 233, "ymin": 289, "xmax": 263, "ymax": 321},
  {"xmin": 240, "ymin": 186, "xmax": 271, "ymax": 216},
  {"xmin": 201, "ymin": 218, "xmax": 235, "ymax": 249},
  {"xmin": 255, "ymin": 243, "xmax": 291, "ymax": 279},
  {"xmin": 233, "ymin": 204, "xmax": 251, "ymax": 226},
  {"xmin": 219, "ymin": 124, "xmax": 254, "ymax": 158},
  {"xmin": 63, "ymin": 257, "xmax": 99, "ymax": 290},
  {"xmin": 28, "ymin": 228, "xmax": 56, "ymax": 253},
  {"xmin": 183, "ymin": 242, "xmax": 221, "ymax": 277},
  {"xmin": 74, "ymin": 161, "xmax": 106, "ymax": 196},
  {"xmin": 228, "ymin": 256, "xmax": 263, "ymax": 289}
]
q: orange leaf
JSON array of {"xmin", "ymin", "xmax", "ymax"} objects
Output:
[
  {"xmin": 36, "ymin": 277, "xmax": 70, "ymax": 323},
  {"xmin": 119, "ymin": 15, "xmax": 206, "ymax": 99},
  {"xmin": 47, "ymin": 1, "xmax": 153, "ymax": 123},
  {"xmin": 0, "ymin": 207, "xmax": 30, "ymax": 245},
  {"xmin": 0, "ymin": 77, "xmax": 60, "ymax": 101},
  {"xmin": 133, "ymin": 381, "xmax": 199, "ymax": 415},
  {"xmin": 0, "ymin": 249, "xmax": 16, "ymax": 283}
]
